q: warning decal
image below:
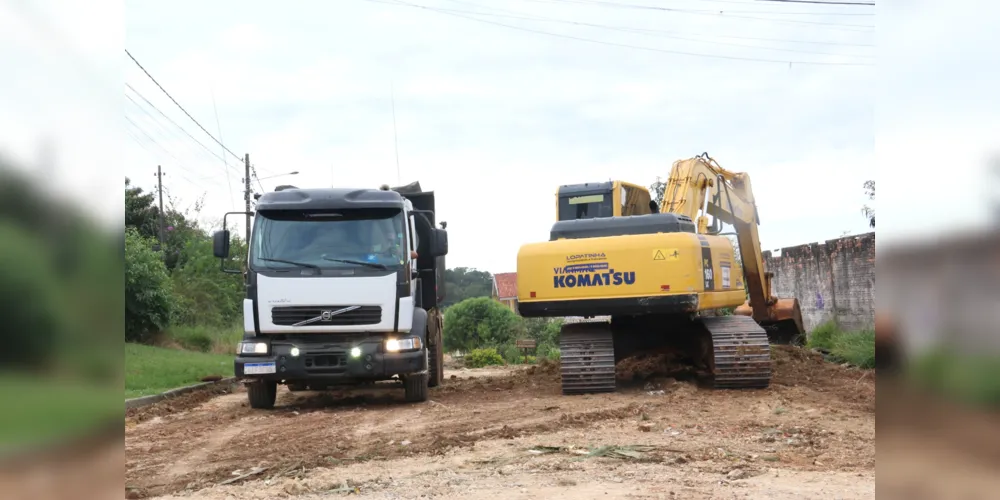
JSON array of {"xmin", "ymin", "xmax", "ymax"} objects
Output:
[{"xmin": 652, "ymin": 249, "xmax": 680, "ymax": 261}]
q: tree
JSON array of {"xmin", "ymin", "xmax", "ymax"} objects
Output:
[
  {"xmin": 125, "ymin": 227, "xmax": 173, "ymax": 342},
  {"xmin": 442, "ymin": 297, "xmax": 522, "ymax": 352},
  {"xmin": 442, "ymin": 267, "xmax": 494, "ymax": 308},
  {"xmin": 861, "ymin": 180, "xmax": 875, "ymax": 228},
  {"xmin": 125, "ymin": 177, "xmax": 159, "ymax": 240},
  {"xmin": 649, "ymin": 176, "xmax": 667, "ymax": 209}
]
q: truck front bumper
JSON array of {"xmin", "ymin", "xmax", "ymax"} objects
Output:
[{"xmin": 235, "ymin": 336, "xmax": 426, "ymax": 383}]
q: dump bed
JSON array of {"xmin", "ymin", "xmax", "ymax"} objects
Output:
[{"xmin": 391, "ymin": 182, "xmax": 446, "ymax": 308}]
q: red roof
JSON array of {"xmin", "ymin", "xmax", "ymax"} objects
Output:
[{"xmin": 494, "ymin": 272, "xmax": 518, "ymax": 299}]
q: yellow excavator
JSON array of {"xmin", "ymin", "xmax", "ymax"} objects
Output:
[{"xmin": 517, "ymin": 153, "xmax": 805, "ymax": 394}]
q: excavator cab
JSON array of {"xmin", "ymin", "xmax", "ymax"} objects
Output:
[{"xmin": 555, "ymin": 181, "xmax": 653, "ymax": 221}]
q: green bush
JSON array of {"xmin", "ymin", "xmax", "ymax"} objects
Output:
[
  {"xmin": 465, "ymin": 348, "xmax": 504, "ymax": 368},
  {"xmin": 168, "ymin": 236, "xmax": 246, "ymax": 327},
  {"xmin": 125, "ymin": 227, "xmax": 173, "ymax": 342},
  {"xmin": 524, "ymin": 355, "xmax": 537, "ymax": 364},
  {"xmin": 523, "ymin": 317, "xmax": 562, "ymax": 346},
  {"xmin": 499, "ymin": 344, "xmax": 524, "ymax": 365},
  {"xmin": 545, "ymin": 347, "xmax": 561, "ymax": 362},
  {"xmin": 808, "ymin": 320, "xmax": 839, "ymax": 352},
  {"xmin": 536, "ymin": 341, "xmax": 557, "ymax": 360},
  {"xmin": 443, "ymin": 297, "xmax": 522, "ymax": 352},
  {"xmin": 807, "ymin": 320, "xmax": 875, "ymax": 369}
]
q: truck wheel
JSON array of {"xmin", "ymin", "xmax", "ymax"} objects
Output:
[
  {"xmin": 428, "ymin": 335, "xmax": 444, "ymax": 388},
  {"xmin": 404, "ymin": 372, "xmax": 429, "ymax": 403},
  {"xmin": 247, "ymin": 380, "xmax": 277, "ymax": 409},
  {"xmin": 404, "ymin": 350, "xmax": 430, "ymax": 403}
]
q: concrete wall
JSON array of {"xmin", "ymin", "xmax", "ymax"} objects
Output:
[{"xmin": 763, "ymin": 232, "xmax": 876, "ymax": 333}]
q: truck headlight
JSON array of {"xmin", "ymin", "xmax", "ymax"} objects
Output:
[
  {"xmin": 385, "ymin": 337, "xmax": 421, "ymax": 352},
  {"xmin": 238, "ymin": 341, "xmax": 269, "ymax": 355}
]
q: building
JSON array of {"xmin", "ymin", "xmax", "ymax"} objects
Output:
[{"xmin": 492, "ymin": 272, "xmax": 519, "ymax": 314}]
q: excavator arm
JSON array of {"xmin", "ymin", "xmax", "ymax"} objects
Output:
[{"xmin": 660, "ymin": 153, "xmax": 805, "ymax": 343}]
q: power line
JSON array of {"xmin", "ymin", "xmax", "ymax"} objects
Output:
[
  {"xmin": 429, "ymin": 0, "xmax": 873, "ymax": 57},
  {"xmin": 211, "ymin": 86, "xmax": 237, "ymax": 210},
  {"xmin": 372, "ymin": 0, "xmax": 873, "ymax": 66},
  {"xmin": 446, "ymin": 0, "xmax": 873, "ymax": 46},
  {"xmin": 124, "ymin": 113, "xmax": 217, "ymax": 184},
  {"xmin": 513, "ymin": 0, "xmax": 875, "ymax": 15},
  {"xmin": 754, "ymin": 0, "xmax": 874, "ymax": 5},
  {"xmin": 125, "ymin": 49, "xmax": 243, "ymax": 162},
  {"xmin": 125, "ymin": 83, "xmax": 240, "ymax": 173},
  {"xmin": 124, "ymin": 126, "xmax": 203, "ymax": 188},
  {"xmin": 519, "ymin": 0, "xmax": 874, "ymax": 30}
]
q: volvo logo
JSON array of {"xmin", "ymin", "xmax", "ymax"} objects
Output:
[{"xmin": 291, "ymin": 306, "xmax": 361, "ymax": 327}]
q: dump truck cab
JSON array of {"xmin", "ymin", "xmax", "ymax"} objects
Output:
[
  {"xmin": 212, "ymin": 183, "xmax": 448, "ymax": 408},
  {"xmin": 555, "ymin": 181, "xmax": 654, "ymax": 221}
]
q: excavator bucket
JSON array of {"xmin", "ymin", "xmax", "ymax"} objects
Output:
[{"xmin": 734, "ymin": 298, "xmax": 806, "ymax": 345}]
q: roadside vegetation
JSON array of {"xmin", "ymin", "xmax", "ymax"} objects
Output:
[
  {"xmin": 125, "ymin": 343, "xmax": 234, "ymax": 399},
  {"xmin": 443, "ymin": 297, "xmax": 562, "ymax": 367},
  {"xmin": 807, "ymin": 320, "xmax": 876, "ymax": 369}
]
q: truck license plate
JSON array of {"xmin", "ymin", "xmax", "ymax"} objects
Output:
[{"xmin": 244, "ymin": 362, "xmax": 276, "ymax": 375}]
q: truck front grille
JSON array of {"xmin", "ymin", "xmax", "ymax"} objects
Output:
[{"xmin": 271, "ymin": 305, "xmax": 383, "ymax": 326}]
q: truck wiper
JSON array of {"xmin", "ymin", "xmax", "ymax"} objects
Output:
[
  {"xmin": 259, "ymin": 257, "xmax": 320, "ymax": 269},
  {"xmin": 321, "ymin": 257, "xmax": 388, "ymax": 270}
]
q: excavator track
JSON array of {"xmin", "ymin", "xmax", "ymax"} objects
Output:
[
  {"xmin": 701, "ymin": 315, "xmax": 772, "ymax": 389},
  {"xmin": 559, "ymin": 321, "xmax": 617, "ymax": 395}
]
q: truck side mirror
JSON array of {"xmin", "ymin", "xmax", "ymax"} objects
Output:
[
  {"xmin": 429, "ymin": 228, "xmax": 448, "ymax": 257},
  {"xmin": 213, "ymin": 230, "xmax": 231, "ymax": 259}
]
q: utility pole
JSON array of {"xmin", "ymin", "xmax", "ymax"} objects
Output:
[
  {"xmin": 155, "ymin": 165, "xmax": 166, "ymax": 249},
  {"xmin": 244, "ymin": 153, "xmax": 252, "ymax": 244}
]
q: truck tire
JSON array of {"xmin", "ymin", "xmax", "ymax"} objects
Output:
[
  {"xmin": 404, "ymin": 372, "xmax": 429, "ymax": 403},
  {"xmin": 247, "ymin": 380, "xmax": 277, "ymax": 409},
  {"xmin": 404, "ymin": 351, "xmax": 430, "ymax": 403}
]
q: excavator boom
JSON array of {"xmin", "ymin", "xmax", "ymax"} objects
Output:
[{"xmin": 660, "ymin": 154, "xmax": 804, "ymax": 343}]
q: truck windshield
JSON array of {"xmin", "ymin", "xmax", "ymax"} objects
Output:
[
  {"xmin": 557, "ymin": 192, "xmax": 614, "ymax": 221},
  {"xmin": 251, "ymin": 208, "xmax": 406, "ymax": 270}
]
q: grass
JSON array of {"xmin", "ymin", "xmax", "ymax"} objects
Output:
[
  {"xmin": 125, "ymin": 343, "xmax": 234, "ymax": 399},
  {"xmin": 167, "ymin": 324, "xmax": 243, "ymax": 354},
  {"xmin": 807, "ymin": 321, "xmax": 875, "ymax": 369},
  {"xmin": 0, "ymin": 373, "xmax": 120, "ymax": 453}
]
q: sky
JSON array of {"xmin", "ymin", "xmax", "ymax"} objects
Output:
[{"xmin": 0, "ymin": 0, "xmax": 997, "ymax": 273}]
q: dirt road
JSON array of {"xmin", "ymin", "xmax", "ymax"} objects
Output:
[{"xmin": 125, "ymin": 346, "xmax": 875, "ymax": 499}]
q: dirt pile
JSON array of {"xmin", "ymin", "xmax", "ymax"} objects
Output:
[{"xmin": 615, "ymin": 352, "xmax": 700, "ymax": 383}]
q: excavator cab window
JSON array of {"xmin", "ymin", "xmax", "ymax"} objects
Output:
[{"xmin": 558, "ymin": 192, "xmax": 614, "ymax": 221}]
